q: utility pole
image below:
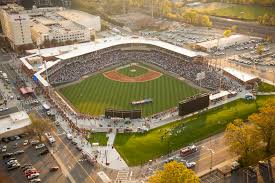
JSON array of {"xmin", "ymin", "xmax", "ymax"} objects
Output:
[{"xmin": 202, "ymin": 145, "xmax": 215, "ymax": 175}]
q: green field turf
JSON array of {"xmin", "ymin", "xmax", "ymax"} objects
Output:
[
  {"xmin": 117, "ymin": 65, "xmax": 148, "ymax": 77},
  {"xmin": 204, "ymin": 5, "xmax": 275, "ymax": 20},
  {"xmin": 114, "ymin": 95, "xmax": 275, "ymax": 166},
  {"xmin": 258, "ymin": 82, "xmax": 275, "ymax": 93},
  {"xmin": 59, "ymin": 64, "xmax": 200, "ymax": 116},
  {"xmin": 88, "ymin": 132, "xmax": 108, "ymax": 146}
]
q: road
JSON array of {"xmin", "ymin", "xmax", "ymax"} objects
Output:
[
  {"xmin": 47, "ymin": 130, "xmax": 104, "ymax": 183},
  {"xmin": 139, "ymin": 133, "xmax": 235, "ymax": 180},
  {"xmin": 210, "ymin": 16, "xmax": 275, "ymax": 41}
]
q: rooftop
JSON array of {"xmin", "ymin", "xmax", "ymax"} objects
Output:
[
  {"xmin": 0, "ymin": 111, "xmax": 31, "ymax": 134},
  {"xmin": 22, "ymin": 36, "xmax": 208, "ymax": 87},
  {"xmin": 223, "ymin": 67, "xmax": 258, "ymax": 82}
]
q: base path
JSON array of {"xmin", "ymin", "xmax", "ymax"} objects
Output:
[{"xmin": 103, "ymin": 69, "xmax": 162, "ymax": 83}]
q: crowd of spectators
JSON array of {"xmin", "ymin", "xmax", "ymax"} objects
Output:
[{"xmin": 48, "ymin": 48, "xmax": 241, "ymax": 91}]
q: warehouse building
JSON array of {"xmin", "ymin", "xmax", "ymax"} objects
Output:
[{"xmin": 0, "ymin": 4, "xmax": 101, "ymax": 49}]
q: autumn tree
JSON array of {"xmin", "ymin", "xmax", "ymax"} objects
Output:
[
  {"xmin": 29, "ymin": 113, "xmax": 53, "ymax": 141},
  {"xmin": 148, "ymin": 161, "xmax": 199, "ymax": 183},
  {"xmin": 225, "ymin": 119, "xmax": 260, "ymax": 165},
  {"xmin": 249, "ymin": 98, "xmax": 275, "ymax": 154},
  {"xmin": 223, "ymin": 29, "xmax": 232, "ymax": 38},
  {"xmin": 256, "ymin": 44, "xmax": 264, "ymax": 55}
]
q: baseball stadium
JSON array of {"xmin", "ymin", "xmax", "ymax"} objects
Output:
[
  {"xmin": 21, "ymin": 37, "xmax": 242, "ymax": 118},
  {"xmin": 20, "ymin": 37, "xmax": 263, "ymax": 166}
]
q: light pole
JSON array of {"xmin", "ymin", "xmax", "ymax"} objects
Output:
[{"xmin": 202, "ymin": 145, "xmax": 215, "ymax": 174}]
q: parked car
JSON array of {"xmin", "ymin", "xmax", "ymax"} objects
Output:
[
  {"xmin": 3, "ymin": 153, "xmax": 14, "ymax": 159},
  {"xmin": 22, "ymin": 166, "xmax": 34, "ymax": 172},
  {"xmin": 30, "ymin": 178, "xmax": 41, "ymax": 183},
  {"xmin": 21, "ymin": 164, "xmax": 32, "ymax": 169},
  {"xmin": 27, "ymin": 173, "xmax": 39, "ymax": 180},
  {"xmin": 76, "ymin": 145, "xmax": 82, "ymax": 151},
  {"xmin": 49, "ymin": 166, "xmax": 59, "ymax": 172},
  {"xmin": 5, "ymin": 158, "xmax": 16, "ymax": 163},
  {"xmin": 164, "ymin": 157, "xmax": 174, "ymax": 164},
  {"xmin": 7, "ymin": 136, "xmax": 16, "ymax": 141},
  {"xmin": 1, "ymin": 137, "xmax": 9, "ymax": 143},
  {"xmin": 7, "ymin": 163, "xmax": 20, "ymax": 171},
  {"xmin": 23, "ymin": 140, "xmax": 28, "ymax": 146},
  {"xmin": 231, "ymin": 161, "xmax": 240, "ymax": 171},
  {"xmin": 14, "ymin": 150, "xmax": 24, "ymax": 155},
  {"xmin": 39, "ymin": 149, "xmax": 49, "ymax": 155},
  {"xmin": 13, "ymin": 143, "xmax": 18, "ymax": 149},
  {"xmin": 31, "ymin": 140, "xmax": 39, "ymax": 145},
  {"xmin": 24, "ymin": 168, "xmax": 36, "ymax": 174},
  {"xmin": 2, "ymin": 145, "xmax": 7, "ymax": 152},
  {"xmin": 35, "ymin": 144, "xmax": 45, "ymax": 150},
  {"xmin": 66, "ymin": 133, "xmax": 72, "ymax": 140},
  {"xmin": 25, "ymin": 170, "xmax": 38, "ymax": 177},
  {"xmin": 19, "ymin": 133, "xmax": 29, "ymax": 138},
  {"xmin": 6, "ymin": 160, "xmax": 18, "ymax": 166},
  {"xmin": 71, "ymin": 139, "xmax": 77, "ymax": 145}
]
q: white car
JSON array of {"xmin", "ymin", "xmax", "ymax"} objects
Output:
[
  {"xmin": 181, "ymin": 160, "xmax": 196, "ymax": 168},
  {"xmin": 185, "ymin": 161, "xmax": 196, "ymax": 168},
  {"xmin": 35, "ymin": 144, "xmax": 45, "ymax": 150},
  {"xmin": 23, "ymin": 140, "xmax": 28, "ymax": 146},
  {"xmin": 30, "ymin": 178, "xmax": 41, "ymax": 183},
  {"xmin": 66, "ymin": 133, "xmax": 72, "ymax": 140},
  {"xmin": 7, "ymin": 160, "xmax": 18, "ymax": 165},
  {"xmin": 2, "ymin": 145, "xmax": 7, "ymax": 152},
  {"xmin": 27, "ymin": 173, "xmax": 39, "ymax": 180},
  {"xmin": 31, "ymin": 140, "xmax": 39, "ymax": 145},
  {"xmin": 14, "ymin": 150, "xmax": 24, "ymax": 155}
]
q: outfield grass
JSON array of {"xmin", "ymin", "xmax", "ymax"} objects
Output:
[
  {"xmin": 203, "ymin": 5, "xmax": 275, "ymax": 20},
  {"xmin": 258, "ymin": 82, "xmax": 275, "ymax": 93},
  {"xmin": 118, "ymin": 65, "xmax": 148, "ymax": 77},
  {"xmin": 88, "ymin": 132, "xmax": 108, "ymax": 146},
  {"xmin": 59, "ymin": 64, "xmax": 200, "ymax": 116},
  {"xmin": 114, "ymin": 95, "xmax": 275, "ymax": 166}
]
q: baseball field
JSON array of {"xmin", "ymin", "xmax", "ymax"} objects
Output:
[{"xmin": 58, "ymin": 63, "xmax": 201, "ymax": 116}]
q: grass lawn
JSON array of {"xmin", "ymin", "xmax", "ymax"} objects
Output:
[
  {"xmin": 117, "ymin": 65, "xmax": 148, "ymax": 77},
  {"xmin": 114, "ymin": 95, "xmax": 275, "ymax": 166},
  {"xmin": 258, "ymin": 82, "xmax": 275, "ymax": 93},
  {"xmin": 203, "ymin": 4, "xmax": 275, "ymax": 20},
  {"xmin": 59, "ymin": 64, "xmax": 200, "ymax": 116},
  {"xmin": 88, "ymin": 132, "xmax": 108, "ymax": 146}
]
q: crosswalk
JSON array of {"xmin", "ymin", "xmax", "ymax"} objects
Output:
[{"xmin": 115, "ymin": 170, "xmax": 129, "ymax": 182}]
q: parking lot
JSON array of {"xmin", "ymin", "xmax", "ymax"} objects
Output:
[
  {"xmin": 0, "ymin": 132, "xmax": 68, "ymax": 183},
  {"xmin": 140, "ymin": 26, "xmax": 222, "ymax": 47}
]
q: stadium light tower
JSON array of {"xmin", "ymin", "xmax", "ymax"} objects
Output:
[{"xmin": 37, "ymin": 42, "xmax": 50, "ymax": 94}]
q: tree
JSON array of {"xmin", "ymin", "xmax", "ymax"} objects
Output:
[
  {"xmin": 249, "ymin": 98, "xmax": 275, "ymax": 154},
  {"xmin": 201, "ymin": 15, "xmax": 212, "ymax": 27},
  {"xmin": 225, "ymin": 119, "xmax": 260, "ymax": 165},
  {"xmin": 148, "ymin": 161, "xmax": 199, "ymax": 183},
  {"xmin": 29, "ymin": 113, "xmax": 53, "ymax": 141},
  {"xmin": 256, "ymin": 44, "xmax": 264, "ymax": 55},
  {"xmin": 223, "ymin": 29, "xmax": 232, "ymax": 38}
]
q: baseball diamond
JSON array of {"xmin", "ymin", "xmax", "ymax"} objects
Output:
[{"xmin": 58, "ymin": 63, "xmax": 201, "ymax": 117}]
